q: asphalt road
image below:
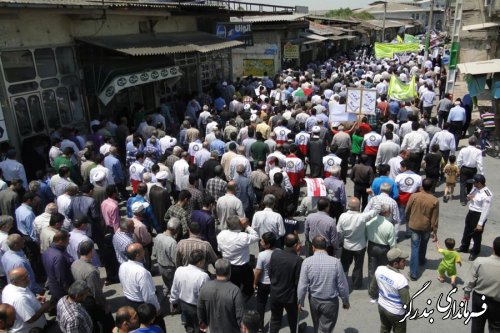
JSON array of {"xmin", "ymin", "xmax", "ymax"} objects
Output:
[{"xmin": 87, "ymin": 137, "xmax": 500, "ymax": 333}]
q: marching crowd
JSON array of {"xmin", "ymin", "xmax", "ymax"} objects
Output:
[{"xmin": 0, "ymin": 48, "xmax": 499, "ymax": 333}]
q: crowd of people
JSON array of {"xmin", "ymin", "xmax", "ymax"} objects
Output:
[{"xmin": 0, "ymin": 47, "xmax": 499, "ymax": 333}]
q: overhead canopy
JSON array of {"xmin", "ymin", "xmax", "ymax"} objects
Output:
[
  {"xmin": 299, "ymin": 32, "xmax": 329, "ymax": 43},
  {"xmin": 457, "ymin": 59, "xmax": 500, "ymax": 75},
  {"xmin": 77, "ymin": 31, "xmax": 244, "ymax": 56},
  {"xmin": 463, "ymin": 22, "xmax": 500, "ymax": 31}
]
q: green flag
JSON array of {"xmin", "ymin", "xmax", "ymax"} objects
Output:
[
  {"xmin": 388, "ymin": 75, "xmax": 417, "ymax": 101},
  {"xmin": 404, "ymin": 34, "xmax": 419, "ymax": 43},
  {"xmin": 374, "ymin": 43, "xmax": 420, "ymax": 59}
]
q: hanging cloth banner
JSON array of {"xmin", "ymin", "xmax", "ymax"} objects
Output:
[
  {"xmin": 388, "ymin": 75, "xmax": 418, "ymax": 101},
  {"xmin": 99, "ymin": 66, "xmax": 182, "ymax": 105},
  {"xmin": 304, "ymin": 178, "xmax": 327, "ymax": 197},
  {"xmin": 374, "ymin": 42, "xmax": 420, "ymax": 59}
]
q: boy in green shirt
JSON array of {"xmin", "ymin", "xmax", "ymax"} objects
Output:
[{"xmin": 436, "ymin": 238, "xmax": 462, "ymax": 288}]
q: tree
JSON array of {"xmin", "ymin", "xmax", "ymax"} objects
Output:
[{"xmin": 325, "ymin": 7, "xmax": 373, "ymax": 20}]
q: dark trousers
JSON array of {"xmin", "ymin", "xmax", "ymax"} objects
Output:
[
  {"xmin": 256, "ymin": 283, "xmax": 271, "ymax": 330},
  {"xmin": 349, "ymin": 153, "xmax": 359, "ymax": 167},
  {"xmin": 460, "ymin": 166, "xmax": 477, "ymax": 204},
  {"xmin": 115, "ymin": 182, "xmax": 130, "ymax": 200},
  {"xmin": 460, "ymin": 210, "xmax": 484, "ymax": 256},
  {"xmin": 450, "ymin": 121, "xmax": 464, "ymax": 148},
  {"xmin": 378, "ymin": 305, "xmax": 406, "ymax": 333},
  {"xmin": 440, "ymin": 149, "xmax": 451, "ymax": 166},
  {"xmin": 22, "ymin": 236, "xmax": 45, "ymax": 283},
  {"xmin": 255, "ymin": 188, "xmax": 264, "ymax": 205},
  {"xmin": 102, "ymin": 229, "xmax": 119, "ymax": 281},
  {"xmin": 269, "ymin": 299, "xmax": 298, "ymax": 333},
  {"xmin": 158, "ymin": 265, "xmax": 176, "ymax": 295},
  {"xmin": 367, "ymin": 241, "xmax": 390, "ymax": 284},
  {"xmin": 310, "ymin": 163, "xmax": 322, "ymax": 178},
  {"xmin": 84, "ymin": 298, "xmax": 114, "ymax": 333},
  {"xmin": 408, "ymin": 152, "xmax": 423, "ymax": 174},
  {"xmin": 354, "ymin": 183, "xmax": 369, "ymax": 211},
  {"xmin": 230, "ymin": 263, "xmax": 254, "ymax": 298},
  {"xmin": 292, "ymin": 186, "xmax": 301, "ymax": 207},
  {"xmin": 471, "ymin": 292, "xmax": 500, "ymax": 333},
  {"xmin": 438, "ymin": 111, "xmax": 449, "ymax": 129},
  {"xmin": 124, "ymin": 298, "xmax": 166, "ymax": 333},
  {"xmin": 309, "ymin": 296, "xmax": 340, "ymax": 333},
  {"xmin": 336, "ymin": 148, "xmax": 350, "ymax": 182},
  {"xmin": 180, "ymin": 300, "xmax": 200, "ymax": 333},
  {"xmin": 329, "ymin": 201, "xmax": 344, "ymax": 223},
  {"xmin": 340, "ymin": 247, "xmax": 366, "ymax": 289}
]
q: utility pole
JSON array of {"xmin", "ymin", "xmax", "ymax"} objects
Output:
[
  {"xmin": 381, "ymin": 1, "xmax": 387, "ymax": 42},
  {"xmin": 424, "ymin": 0, "xmax": 435, "ymax": 60}
]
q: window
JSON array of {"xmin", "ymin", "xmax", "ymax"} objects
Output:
[
  {"xmin": 13, "ymin": 97, "xmax": 32, "ymax": 135},
  {"xmin": 34, "ymin": 48, "xmax": 57, "ymax": 78},
  {"xmin": 27, "ymin": 95, "xmax": 44, "ymax": 132},
  {"xmin": 55, "ymin": 47, "xmax": 76, "ymax": 74},
  {"xmin": 8, "ymin": 81, "xmax": 38, "ymax": 95},
  {"xmin": 56, "ymin": 87, "xmax": 72, "ymax": 124},
  {"xmin": 42, "ymin": 90, "xmax": 61, "ymax": 129},
  {"xmin": 68, "ymin": 85, "xmax": 84, "ymax": 121},
  {"xmin": 1, "ymin": 50, "xmax": 36, "ymax": 83},
  {"xmin": 40, "ymin": 78, "xmax": 59, "ymax": 88}
]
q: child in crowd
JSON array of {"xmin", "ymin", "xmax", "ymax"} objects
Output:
[
  {"xmin": 436, "ymin": 237, "xmax": 462, "ymax": 288},
  {"xmin": 283, "ymin": 203, "xmax": 299, "ymax": 237},
  {"xmin": 443, "ymin": 154, "xmax": 459, "ymax": 202}
]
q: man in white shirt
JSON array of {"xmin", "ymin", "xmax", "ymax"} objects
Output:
[
  {"xmin": 376, "ymin": 132, "xmax": 400, "ymax": 168},
  {"xmin": 172, "ymin": 152, "xmax": 190, "ymax": 192},
  {"xmin": 368, "ymin": 248, "xmax": 410, "ymax": 333},
  {"xmin": 420, "ymin": 84, "xmax": 435, "ymax": 118},
  {"xmin": 457, "ymin": 174, "xmax": 493, "ymax": 261},
  {"xmin": 118, "ymin": 243, "xmax": 165, "ymax": 332},
  {"xmin": 401, "ymin": 121, "xmax": 426, "ymax": 173},
  {"xmin": 217, "ymin": 215, "xmax": 259, "ymax": 300},
  {"xmin": 30, "ymin": 203, "xmax": 55, "ymax": 242},
  {"xmin": 159, "ymin": 135, "xmax": 177, "ymax": 154},
  {"xmin": 170, "ymin": 249, "xmax": 210, "ymax": 333},
  {"xmin": 252, "ymin": 194, "xmax": 285, "ymax": 244},
  {"xmin": 1, "ymin": 267, "xmax": 50, "ymax": 333},
  {"xmin": 56, "ymin": 184, "xmax": 78, "ymax": 231},
  {"xmin": 429, "ymin": 122, "xmax": 456, "ymax": 164},
  {"xmin": 129, "ymin": 152, "xmax": 146, "ymax": 194},
  {"xmin": 337, "ymin": 198, "xmax": 380, "ymax": 290},
  {"xmin": 457, "ymin": 136, "xmax": 483, "ymax": 205}
]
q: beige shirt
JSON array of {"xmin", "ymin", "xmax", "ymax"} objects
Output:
[{"xmin": 40, "ymin": 226, "xmax": 58, "ymax": 252}]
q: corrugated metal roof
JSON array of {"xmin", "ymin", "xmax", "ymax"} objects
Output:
[
  {"xmin": 230, "ymin": 13, "xmax": 306, "ymax": 23},
  {"xmin": 364, "ymin": 19, "xmax": 412, "ymax": 29},
  {"xmin": 463, "ymin": 22, "xmax": 500, "ymax": 31},
  {"xmin": 306, "ymin": 15, "xmax": 359, "ymax": 24},
  {"xmin": 457, "ymin": 59, "xmax": 500, "ymax": 75},
  {"xmin": 330, "ymin": 35, "xmax": 357, "ymax": 40},
  {"xmin": 77, "ymin": 31, "xmax": 243, "ymax": 56},
  {"xmin": 0, "ymin": 0, "xmax": 223, "ymax": 9},
  {"xmin": 299, "ymin": 32, "xmax": 329, "ymax": 41},
  {"xmin": 308, "ymin": 22, "xmax": 345, "ymax": 36}
]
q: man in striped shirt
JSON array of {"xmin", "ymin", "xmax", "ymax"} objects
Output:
[{"xmin": 112, "ymin": 219, "xmax": 135, "ymax": 264}]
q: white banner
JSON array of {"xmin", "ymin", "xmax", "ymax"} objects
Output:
[
  {"xmin": 346, "ymin": 88, "xmax": 377, "ymax": 115},
  {"xmin": 99, "ymin": 66, "xmax": 182, "ymax": 105}
]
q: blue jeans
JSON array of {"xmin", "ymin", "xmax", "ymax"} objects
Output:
[{"xmin": 410, "ymin": 230, "xmax": 431, "ymax": 278}]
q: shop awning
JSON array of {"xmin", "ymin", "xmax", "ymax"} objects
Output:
[
  {"xmin": 299, "ymin": 32, "xmax": 329, "ymax": 41},
  {"xmin": 98, "ymin": 66, "xmax": 182, "ymax": 105},
  {"xmin": 77, "ymin": 31, "xmax": 244, "ymax": 56},
  {"xmin": 457, "ymin": 59, "xmax": 500, "ymax": 75}
]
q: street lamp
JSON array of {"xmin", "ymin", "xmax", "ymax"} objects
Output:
[{"xmin": 370, "ymin": 1, "xmax": 387, "ymax": 42}]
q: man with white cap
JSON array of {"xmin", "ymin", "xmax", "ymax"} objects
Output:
[
  {"xmin": 130, "ymin": 202, "xmax": 153, "ymax": 270},
  {"xmin": 129, "ymin": 152, "xmax": 146, "ymax": 194},
  {"xmin": 90, "ymin": 154, "xmax": 114, "ymax": 188},
  {"xmin": 307, "ymin": 127, "xmax": 325, "ymax": 178},
  {"xmin": 198, "ymin": 105, "xmax": 211, "ymax": 133},
  {"xmin": 369, "ymin": 247, "xmax": 410, "ymax": 333}
]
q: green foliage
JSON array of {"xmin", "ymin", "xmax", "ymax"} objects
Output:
[{"xmin": 325, "ymin": 7, "xmax": 374, "ymax": 20}]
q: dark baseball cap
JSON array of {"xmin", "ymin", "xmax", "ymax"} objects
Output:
[{"xmin": 473, "ymin": 174, "xmax": 486, "ymax": 185}]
